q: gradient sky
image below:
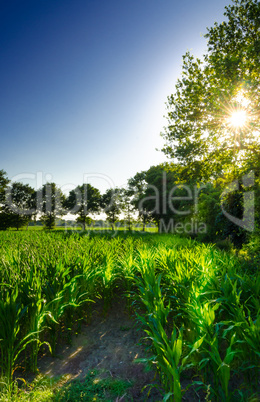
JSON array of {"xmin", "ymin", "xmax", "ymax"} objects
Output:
[{"xmin": 1, "ymin": 0, "xmax": 229, "ymax": 194}]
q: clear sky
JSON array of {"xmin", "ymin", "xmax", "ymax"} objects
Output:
[{"xmin": 0, "ymin": 0, "xmax": 229, "ymax": 194}]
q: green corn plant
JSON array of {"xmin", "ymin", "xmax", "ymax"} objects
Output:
[
  {"xmin": 79, "ymin": 262, "xmax": 100, "ymax": 325},
  {"xmin": 218, "ymin": 276, "xmax": 243, "ymax": 311},
  {"xmin": 243, "ymin": 311, "xmax": 260, "ymax": 363},
  {"xmin": 137, "ymin": 303, "xmax": 205, "ymax": 401},
  {"xmin": 216, "ymin": 273, "xmax": 260, "ymax": 380},
  {"xmin": 0, "ymin": 285, "xmax": 39, "ymax": 385},
  {"xmin": 140, "ymin": 318, "xmax": 184, "ymax": 402},
  {"xmin": 134, "ymin": 259, "xmax": 202, "ymax": 401},
  {"xmin": 43, "ymin": 278, "xmax": 82, "ymax": 355},
  {"xmin": 62, "ymin": 274, "xmax": 93, "ymax": 342},
  {"xmin": 117, "ymin": 249, "xmax": 138, "ymax": 311},
  {"xmin": 44, "ymin": 261, "xmax": 72, "ymax": 296},
  {"xmin": 118, "ymin": 246, "xmax": 137, "ymax": 285},
  {"xmin": 18, "ymin": 259, "xmax": 59, "ymax": 373},
  {"xmin": 166, "ymin": 270, "xmax": 194, "ymax": 324},
  {"xmin": 133, "ymin": 249, "xmax": 170, "ymax": 327},
  {"xmin": 97, "ymin": 250, "xmax": 118, "ymax": 315},
  {"xmin": 186, "ymin": 285, "xmax": 240, "ymax": 401},
  {"xmin": 44, "ymin": 275, "xmax": 91, "ymax": 355},
  {"xmin": 242, "ymin": 273, "xmax": 260, "ymax": 318},
  {"xmin": 185, "ymin": 288, "xmax": 224, "ymax": 387},
  {"xmin": 186, "ymin": 285, "xmax": 220, "ymax": 340},
  {"xmin": 200, "ymin": 333, "xmax": 238, "ymax": 402},
  {"xmin": 235, "ymin": 310, "xmax": 260, "ymax": 390},
  {"xmin": 136, "ymin": 274, "xmax": 170, "ymax": 327},
  {"xmin": 133, "ymin": 257, "xmax": 182, "ymax": 401}
]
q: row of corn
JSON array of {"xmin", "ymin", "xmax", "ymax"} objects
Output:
[{"xmin": 0, "ymin": 230, "xmax": 259, "ymax": 400}]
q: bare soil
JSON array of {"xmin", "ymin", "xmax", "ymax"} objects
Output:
[
  {"xmin": 36, "ymin": 299, "xmax": 162, "ymax": 401},
  {"xmin": 32, "ymin": 298, "xmax": 207, "ymax": 401}
]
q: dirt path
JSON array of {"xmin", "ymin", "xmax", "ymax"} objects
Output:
[{"xmin": 37, "ymin": 299, "xmax": 161, "ymax": 400}]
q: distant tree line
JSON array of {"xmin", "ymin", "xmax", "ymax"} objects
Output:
[
  {"xmin": 0, "ymin": 161, "xmax": 259, "ymax": 249},
  {"xmin": 0, "ymin": 166, "xmax": 195, "ymax": 232}
]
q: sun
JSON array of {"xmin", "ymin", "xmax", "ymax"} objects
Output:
[
  {"xmin": 223, "ymin": 89, "xmax": 250, "ymax": 132},
  {"xmin": 229, "ymin": 109, "xmax": 247, "ymax": 129}
]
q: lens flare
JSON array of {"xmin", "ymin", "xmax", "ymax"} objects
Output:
[{"xmin": 229, "ymin": 110, "xmax": 247, "ymax": 128}]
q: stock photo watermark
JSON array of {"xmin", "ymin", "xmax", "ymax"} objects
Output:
[
  {"xmin": 4, "ymin": 170, "xmax": 256, "ymax": 235},
  {"xmin": 220, "ymin": 171, "xmax": 255, "ymax": 232}
]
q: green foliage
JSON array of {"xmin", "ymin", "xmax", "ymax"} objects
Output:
[
  {"xmin": 121, "ymin": 189, "xmax": 136, "ymax": 231},
  {"xmin": 0, "ymin": 180, "xmax": 35, "ymax": 231},
  {"xmin": 0, "ymin": 285, "xmax": 38, "ymax": 385},
  {"xmin": 101, "ymin": 188, "xmax": 123, "ymax": 230},
  {"xmin": 0, "ymin": 170, "xmax": 9, "ymax": 203},
  {"xmin": 53, "ymin": 370, "xmax": 131, "ymax": 401},
  {"xmin": 6, "ymin": 183, "xmax": 36, "ymax": 229},
  {"xmin": 0, "ymin": 375, "xmax": 59, "ymax": 401},
  {"xmin": 0, "ymin": 371, "xmax": 131, "ymax": 402},
  {"xmin": 159, "ymin": 0, "xmax": 260, "ymax": 249},
  {"xmin": 162, "ymin": 0, "xmax": 260, "ymax": 181},
  {"xmin": 41, "ymin": 214, "xmax": 56, "ymax": 230},
  {"xmin": 38, "ymin": 183, "xmax": 66, "ymax": 230},
  {"xmin": 127, "ymin": 171, "xmax": 151, "ymax": 231},
  {"xmin": 0, "ymin": 212, "xmax": 13, "ymax": 231},
  {"xmin": 65, "ymin": 184, "xmax": 100, "ymax": 230},
  {"xmin": 242, "ymin": 228, "xmax": 260, "ymax": 262},
  {"xmin": 196, "ymin": 183, "xmax": 222, "ymax": 242},
  {"xmin": 128, "ymin": 164, "xmax": 196, "ymax": 233}
]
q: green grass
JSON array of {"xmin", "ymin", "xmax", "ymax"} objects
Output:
[
  {"xmin": 20, "ymin": 225, "xmax": 158, "ymax": 233},
  {"xmin": 0, "ymin": 230, "xmax": 259, "ymax": 401},
  {"xmin": 53, "ymin": 370, "xmax": 131, "ymax": 402},
  {"xmin": 0, "ymin": 370, "xmax": 132, "ymax": 402}
]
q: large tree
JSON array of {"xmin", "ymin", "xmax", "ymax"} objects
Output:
[
  {"xmin": 128, "ymin": 165, "xmax": 195, "ymax": 233},
  {"xmin": 4, "ymin": 182, "xmax": 36, "ymax": 230},
  {"xmin": 121, "ymin": 189, "xmax": 136, "ymax": 231},
  {"xmin": 127, "ymin": 171, "xmax": 150, "ymax": 231},
  {"xmin": 142, "ymin": 165, "xmax": 196, "ymax": 232},
  {"xmin": 101, "ymin": 188, "xmax": 122, "ymax": 231},
  {"xmin": 65, "ymin": 184, "xmax": 100, "ymax": 230},
  {"xmin": 161, "ymin": 0, "xmax": 260, "ymax": 182},
  {"xmin": 38, "ymin": 183, "xmax": 66, "ymax": 230}
]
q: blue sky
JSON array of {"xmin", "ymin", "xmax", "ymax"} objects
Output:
[{"xmin": 0, "ymin": 0, "xmax": 229, "ymax": 194}]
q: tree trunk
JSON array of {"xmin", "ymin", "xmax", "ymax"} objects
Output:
[{"xmin": 142, "ymin": 217, "xmax": 146, "ymax": 232}]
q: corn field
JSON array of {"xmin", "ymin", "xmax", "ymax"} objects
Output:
[{"xmin": 0, "ymin": 230, "xmax": 259, "ymax": 401}]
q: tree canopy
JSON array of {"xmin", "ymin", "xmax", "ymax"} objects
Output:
[
  {"xmin": 38, "ymin": 183, "xmax": 66, "ymax": 229},
  {"xmin": 4, "ymin": 182, "xmax": 36, "ymax": 230},
  {"xmin": 161, "ymin": 0, "xmax": 260, "ymax": 182},
  {"xmin": 0, "ymin": 170, "xmax": 9, "ymax": 202},
  {"xmin": 101, "ymin": 188, "xmax": 122, "ymax": 230},
  {"xmin": 65, "ymin": 184, "xmax": 101, "ymax": 230}
]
